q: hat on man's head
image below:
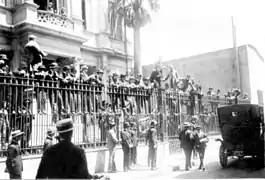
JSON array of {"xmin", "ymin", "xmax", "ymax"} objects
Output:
[
  {"xmin": 112, "ymin": 73, "xmax": 118, "ymax": 77},
  {"xmin": 28, "ymin": 35, "xmax": 36, "ymax": 41},
  {"xmin": 38, "ymin": 65, "xmax": 46, "ymax": 71},
  {"xmin": 129, "ymin": 76, "xmax": 135, "ymax": 80},
  {"xmin": 50, "ymin": 62, "xmax": 60, "ymax": 69},
  {"xmin": 0, "ymin": 54, "xmax": 8, "ymax": 60},
  {"xmin": 63, "ymin": 65, "xmax": 70, "ymax": 71},
  {"xmin": 11, "ymin": 130, "xmax": 24, "ymax": 138},
  {"xmin": 124, "ymin": 122, "xmax": 130, "ymax": 128},
  {"xmin": 150, "ymin": 120, "xmax": 157, "ymax": 127},
  {"xmin": 81, "ymin": 65, "xmax": 88, "ymax": 71},
  {"xmin": 120, "ymin": 74, "xmax": 126, "ymax": 78},
  {"xmin": 191, "ymin": 115, "xmax": 198, "ymax": 122},
  {"xmin": 130, "ymin": 121, "xmax": 137, "ymax": 127},
  {"xmin": 56, "ymin": 118, "xmax": 74, "ymax": 134},
  {"xmin": 108, "ymin": 118, "xmax": 116, "ymax": 127},
  {"xmin": 182, "ymin": 122, "xmax": 190, "ymax": 127},
  {"xmin": 47, "ymin": 128, "xmax": 55, "ymax": 136},
  {"xmin": 97, "ymin": 69, "xmax": 104, "ymax": 74},
  {"xmin": 195, "ymin": 125, "xmax": 202, "ymax": 130}
]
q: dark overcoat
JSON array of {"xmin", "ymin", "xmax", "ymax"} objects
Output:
[
  {"xmin": 5, "ymin": 140, "xmax": 23, "ymax": 176},
  {"xmin": 36, "ymin": 140, "xmax": 93, "ymax": 179}
]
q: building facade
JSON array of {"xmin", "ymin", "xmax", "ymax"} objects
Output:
[
  {"xmin": 143, "ymin": 45, "xmax": 265, "ymax": 105},
  {"xmin": 0, "ymin": 0, "xmax": 133, "ymax": 76}
]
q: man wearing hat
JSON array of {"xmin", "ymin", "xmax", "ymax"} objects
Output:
[
  {"xmin": 36, "ymin": 118, "xmax": 103, "ymax": 179},
  {"xmin": 194, "ymin": 125, "xmax": 209, "ymax": 170},
  {"xmin": 129, "ymin": 121, "xmax": 138, "ymax": 166},
  {"xmin": 24, "ymin": 35, "xmax": 47, "ymax": 72},
  {"xmin": 43, "ymin": 128, "xmax": 55, "ymax": 152},
  {"xmin": 120, "ymin": 122, "xmax": 133, "ymax": 172},
  {"xmin": 35, "ymin": 65, "xmax": 48, "ymax": 114},
  {"xmin": 107, "ymin": 115, "xmax": 118, "ymax": 173},
  {"xmin": 179, "ymin": 122, "xmax": 194, "ymax": 171},
  {"xmin": 146, "ymin": 120, "xmax": 158, "ymax": 170},
  {"xmin": 190, "ymin": 116, "xmax": 198, "ymax": 160},
  {"xmin": 107, "ymin": 118, "xmax": 118, "ymax": 173},
  {"xmin": 5, "ymin": 130, "xmax": 24, "ymax": 179}
]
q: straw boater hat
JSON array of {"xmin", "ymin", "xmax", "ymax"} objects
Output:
[
  {"xmin": 56, "ymin": 118, "xmax": 74, "ymax": 134},
  {"xmin": 0, "ymin": 54, "xmax": 8, "ymax": 60},
  {"xmin": 182, "ymin": 122, "xmax": 190, "ymax": 127},
  {"xmin": 11, "ymin": 130, "xmax": 24, "ymax": 138}
]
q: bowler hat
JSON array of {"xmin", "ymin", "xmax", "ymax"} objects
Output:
[
  {"xmin": 38, "ymin": 65, "xmax": 46, "ymax": 71},
  {"xmin": 11, "ymin": 130, "xmax": 24, "ymax": 138},
  {"xmin": 56, "ymin": 118, "xmax": 74, "ymax": 134},
  {"xmin": 50, "ymin": 62, "xmax": 59, "ymax": 69},
  {"xmin": 130, "ymin": 121, "xmax": 136, "ymax": 127},
  {"xmin": 47, "ymin": 128, "xmax": 55, "ymax": 136},
  {"xmin": 63, "ymin": 65, "xmax": 70, "ymax": 71},
  {"xmin": 182, "ymin": 122, "xmax": 190, "ymax": 127},
  {"xmin": 124, "ymin": 122, "xmax": 130, "ymax": 128},
  {"xmin": 0, "ymin": 54, "xmax": 8, "ymax": 60},
  {"xmin": 113, "ymin": 73, "xmax": 118, "ymax": 77}
]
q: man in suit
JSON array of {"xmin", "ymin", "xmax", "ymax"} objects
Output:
[
  {"xmin": 43, "ymin": 128, "xmax": 55, "ymax": 152},
  {"xmin": 194, "ymin": 125, "xmax": 209, "ymax": 170},
  {"xmin": 107, "ymin": 119, "xmax": 118, "ymax": 173},
  {"xmin": 146, "ymin": 120, "xmax": 158, "ymax": 170},
  {"xmin": 130, "ymin": 121, "xmax": 138, "ymax": 165},
  {"xmin": 35, "ymin": 118, "xmax": 103, "ymax": 179},
  {"xmin": 6, "ymin": 130, "xmax": 24, "ymax": 179},
  {"xmin": 179, "ymin": 122, "xmax": 194, "ymax": 171},
  {"xmin": 24, "ymin": 35, "xmax": 47, "ymax": 73},
  {"xmin": 120, "ymin": 122, "xmax": 133, "ymax": 172}
]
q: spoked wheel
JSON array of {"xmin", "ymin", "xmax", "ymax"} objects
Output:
[{"xmin": 219, "ymin": 144, "xmax": 228, "ymax": 168}]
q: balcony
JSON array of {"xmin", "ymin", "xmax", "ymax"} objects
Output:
[{"xmin": 37, "ymin": 10, "xmax": 74, "ymax": 30}]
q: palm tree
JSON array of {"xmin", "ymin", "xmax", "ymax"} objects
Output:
[{"xmin": 114, "ymin": 0, "xmax": 160, "ymax": 75}]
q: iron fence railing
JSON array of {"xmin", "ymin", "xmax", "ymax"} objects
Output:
[{"xmin": 0, "ymin": 75, "xmax": 250, "ymax": 156}]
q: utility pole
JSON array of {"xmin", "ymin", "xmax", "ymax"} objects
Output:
[{"xmin": 231, "ymin": 16, "xmax": 241, "ymax": 90}]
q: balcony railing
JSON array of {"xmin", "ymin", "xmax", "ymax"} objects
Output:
[
  {"xmin": 37, "ymin": 10, "xmax": 74, "ymax": 30},
  {"xmin": 0, "ymin": 75, "xmax": 250, "ymax": 156}
]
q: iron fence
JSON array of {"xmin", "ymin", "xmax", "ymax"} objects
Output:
[{"xmin": 0, "ymin": 75, "xmax": 250, "ymax": 156}]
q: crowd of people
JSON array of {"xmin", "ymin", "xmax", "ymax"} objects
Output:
[{"xmin": 4, "ymin": 115, "xmax": 159, "ymax": 179}]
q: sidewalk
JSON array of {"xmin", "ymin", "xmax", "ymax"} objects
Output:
[{"xmin": 100, "ymin": 154, "xmax": 184, "ymax": 180}]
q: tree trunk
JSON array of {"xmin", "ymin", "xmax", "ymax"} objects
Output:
[{"xmin": 133, "ymin": 26, "xmax": 141, "ymax": 76}]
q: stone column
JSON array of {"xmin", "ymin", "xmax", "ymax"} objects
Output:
[
  {"xmin": 13, "ymin": 0, "xmax": 38, "ymax": 25},
  {"xmin": 97, "ymin": 0, "xmax": 109, "ymax": 33},
  {"xmin": 70, "ymin": 0, "xmax": 83, "ymax": 33},
  {"xmin": 100, "ymin": 54, "xmax": 108, "ymax": 84}
]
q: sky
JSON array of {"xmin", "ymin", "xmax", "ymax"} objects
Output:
[{"xmin": 134, "ymin": 0, "xmax": 265, "ymax": 65}]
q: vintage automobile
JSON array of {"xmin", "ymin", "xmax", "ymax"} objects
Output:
[{"xmin": 216, "ymin": 104, "xmax": 264, "ymax": 168}]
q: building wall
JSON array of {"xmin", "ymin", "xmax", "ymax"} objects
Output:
[
  {"xmin": 143, "ymin": 47, "xmax": 238, "ymax": 94},
  {"xmin": 0, "ymin": 0, "xmax": 132, "ymax": 75},
  {"xmin": 143, "ymin": 45, "xmax": 265, "ymax": 104},
  {"xmin": 246, "ymin": 45, "xmax": 265, "ymax": 105}
]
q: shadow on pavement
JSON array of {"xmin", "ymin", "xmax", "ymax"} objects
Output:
[{"xmin": 174, "ymin": 157, "xmax": 265, "ymax": 179}]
